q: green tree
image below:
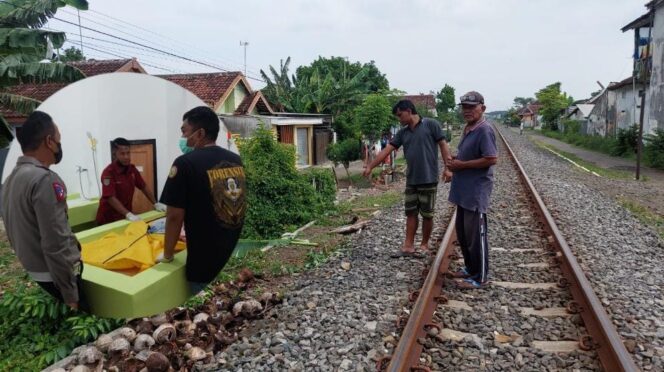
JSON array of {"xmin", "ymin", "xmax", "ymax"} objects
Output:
[
  {"xmin": 326, "ymin": 138, "xmax": 361, "ymax": 182},
  {"xmin": 296, "ymin": 56, "xmax": 389, "ymax": 94},
  {"xmin": 0, "ymin": 0, "xmax": 89, "ymax": 147},
  {"xmin": 261, "ymin": 56, "xmax": 382, "ymax": 140},
  {"xmin": 535, "ymin": 82, "xmax": 571, "ymax": 131},
  {"xmin": 260, "ymin": 57, "xmax": 295, "ymax": 112},
  {"xmin": 354, "ymin": 94, "xmax": 393, "ymax": 144},
  {"xmin": 512, "ymin": 96, "xmax": 535, "ymax": 108},
  {"xmin": 504, "ymin": 107, "xmax": 521, "ymax": 126},
  {"xmin": 58, "ymin": 45, "xmax": 84, "ymax": 62},
  {"xmin": 436, "ymin": 84, "xmax": 455, "ymax": 115}
]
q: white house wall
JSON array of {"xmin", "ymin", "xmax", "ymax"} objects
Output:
[
  {"xmin": 2, "ymin": 73, "xmax": 236, "ymax": 201},
  {"xmin": 647, "ymin": 4, "xmax": 664, "ymax": 134},
  {"xmin": 614, "ymin": 86, "xmax": 642, "ymax": 132}
]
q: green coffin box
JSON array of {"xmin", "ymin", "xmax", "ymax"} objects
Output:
[
  {"xmin": 76, "ymin": 210, "xmax": 191, "ymax": 319},
  {"xmin": 75, "ymin": 210, "xmax": 263, "ymax": 319},
  {"xmin": 66, "ymin": 196, "xmax": 100, "ymax": 230}
]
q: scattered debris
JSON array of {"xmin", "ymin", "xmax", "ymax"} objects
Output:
[{"xmin": 331, "ymin": 220, "xmax": 370, "ymax": 235}]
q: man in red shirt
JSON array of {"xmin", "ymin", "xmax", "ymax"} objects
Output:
[{"xmin": 95, "ymin": 138, "xmax": 166, "ymax": 225}]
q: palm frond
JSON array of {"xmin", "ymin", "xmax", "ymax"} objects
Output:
[
  {"xmin": 0, "ymin": 91, "xmax": 41, "ymax": 114},
  {"xmin": 0, "ymin": 0, "xmax": 88, "ymax": 29},
  {"xmin": 0, "ymin": 61, "xmax": 84, "ymax": 86},
  {"xmin": 0, "ymin": 28, "xmax": 66, "ymax": 57}
]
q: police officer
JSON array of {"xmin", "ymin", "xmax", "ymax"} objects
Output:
[
  {"xmin": 1, "ymin": 111, "xmax": 84, "ymax": 309},
  {"xmin": 95, "ymin": 137, "xmax": 166, "ymax": 225}
]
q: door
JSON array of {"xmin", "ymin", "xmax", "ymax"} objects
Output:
[
  {"xmin": 296, "ymin": 127, "xmax": 309, "ymax": 166},
  {"xmin": 314, "ymin": 129, "xmax": 331, "ymax": 165},
  {"xmin": 128, "ymin": 140, "xmax": 157, "ymax": 214}
]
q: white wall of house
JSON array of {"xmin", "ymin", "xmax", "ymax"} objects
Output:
[
  {"xmin": 613, "ymin": 85, "xmax": 642, "ymax": 132},
  {"xmin": 646, "ymin": 4, "xmax": 664, "ymax": 134},
  {"xmin": 2, "ymin": 73, "xmax": 235, "ymax": 200}
]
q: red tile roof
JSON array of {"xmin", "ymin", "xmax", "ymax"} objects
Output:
[
  {"xmin": 70, "ymin": 58, "xmax": 144, "ymax": 76},
  {"xmin": 234, "ymin": 91, "xmax": 274, "ymax": 115},
  {"xmin": 1, "ymin": 58, "xmax": 145, "ymax": 124},
  {"xmin": 403, "ymin": 94, "xmax": 436, "ymax": 110},
  {"xmin": 159, "ymin": 72, "xmax": 243, "ymax": 108}
]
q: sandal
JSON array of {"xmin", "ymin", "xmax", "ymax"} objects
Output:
[
  {"xmin": 455, "ymin": 278, "xmax": 490, "ymax": 289},
  {"xmin": 390, "ymin": 250, "xmax": 425, "ymax": 259},
  {"xmin": 447, "ymin": 267, "xmax": 471, "ymax": 279}
]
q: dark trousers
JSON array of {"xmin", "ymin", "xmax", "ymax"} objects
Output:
[
  {"xmin": 36, "ymin": 275, "xmax": 89, "ymax": 312},
  {"xmin": 455, "ymin": 206, "xmax": 489, "ymax": 283}
]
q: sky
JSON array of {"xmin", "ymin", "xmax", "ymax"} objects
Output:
[{"xmin": 49, "ymin": 0, "xmax": 648, "ymax": 110}]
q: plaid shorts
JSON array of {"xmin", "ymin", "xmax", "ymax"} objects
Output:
[{"xmin": 404, "ymin": 183, "xmax": 438, "ymax": 218}]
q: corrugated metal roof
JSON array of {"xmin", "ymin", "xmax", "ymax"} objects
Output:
[{"xmin": 576, "ymin": 104, "xmax": 595, "ymax": 117}]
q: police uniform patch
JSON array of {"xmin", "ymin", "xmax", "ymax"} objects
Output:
[
  {"xmin": 169, "ymin": 166, "xmax": 178, "ymax": 178},
  {"xmin": 52, "ymin": 182, "xmax": 66, "ymax": 202},
  {"xmin": 103, "ymin": 178, "xmax": 111, "ymax": 186}
]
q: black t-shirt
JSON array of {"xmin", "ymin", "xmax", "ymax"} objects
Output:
[{"xmin": 160, "ymin": 146, "xmax": 246, "ymax": 283}]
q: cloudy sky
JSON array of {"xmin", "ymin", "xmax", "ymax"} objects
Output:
[{"xmin": 50, "ymin": 1, "xmax": 647, "ymax": 110}]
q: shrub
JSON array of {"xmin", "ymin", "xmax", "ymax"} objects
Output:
[
  {"xmin": 645, "ymin": 129, "xmax": 664, "ymax": 169},
  {"xmin": 0, "ymin": 284, "xmax": 122, "ymax": 371},
  {"xmin": 326, "ymin": 138, "xmax": 361, "ymax": 180},
  {"xmin": 302, "ymin": 167, "xmax": 337, "ymax": 211},
  {"xmin": 238, "ymin": 124, "xmax": 335, "ymax": 239},
  {"xmin": 560, "ymin": 119, "xmax": 580, "ymax": 135},
  {"xmin": 612, "ymin": 124, "xmax": 638, "ymax": 156}
]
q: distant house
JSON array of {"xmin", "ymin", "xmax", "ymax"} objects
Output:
[
  {"xmin": 607, "ymin": 77, "xmax": 644, "ymax": 133},
  {"xmin": 517, "ymin": 103, "xmax": 543, "ymax": 129},
  {"xmin": 159, "ymin": 72, "xmax": 274, "ymax": 116},
  {"xmin": 161, "ymin": 72, "xmax": 332, "ymax": 167},
  {"xmin": 567, "ymin": 103, "xmax": 597, "ymax": 135},
  {"xmin": 1, "ymin": 58, "xmax": 146, "ymax": 126},
  {"xmin": 403, "ymin": 94, "xmax": 437, "ymax": 117},
  {"xmin": 621, "ymin": 0, "xmax": 664, "ymax": 135},
  {"xmin": 221, "ymin": 113, "xmax": 333, "ymax": 167}
]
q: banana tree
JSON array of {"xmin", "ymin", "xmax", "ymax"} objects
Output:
[{"xmin": 0, "ymin": 0, "xmax": 88, "ymax": 146}]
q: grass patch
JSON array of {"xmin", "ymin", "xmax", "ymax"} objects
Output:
[
  {"xmin": 0, "ymin": 240, "xmax": 28, "ymax": 294},
  {"xmin": 534, "ymin": 140, "xmax": 637, "ymax": 180},
  {"xmin": 618, "ymin": 198, "xmax": 664, "ymax": 241}
]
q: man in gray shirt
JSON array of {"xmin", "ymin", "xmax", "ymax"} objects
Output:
[
  {"xmin": 364, "ymin": 99, "xmax": 451, "ymax": 257},
  {"xmin": 2, "ymin": 111, "xmax": 84, "ymax": 309},
  {"xmin": 447, "ymin": 91, "xmax": 498, "ymax": 289}
]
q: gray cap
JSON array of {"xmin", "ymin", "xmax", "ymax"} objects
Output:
[{"xmin": 459, "ymin": 91, "xmax": 485, "ymax": 105}]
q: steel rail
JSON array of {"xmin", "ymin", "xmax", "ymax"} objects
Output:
[
  {"xmin": 496, "ymin": 127, "xmax": 638, "ymax": 372},
  {"xmin": 386, "ymin": 126, "xmax": 638, "ymax": 372},
  {"xmin": 386, "ymin": 209, "xmax": 457, "ymax": 372}
]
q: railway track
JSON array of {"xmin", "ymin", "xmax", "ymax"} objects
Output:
[{"xmin": 383, "ymin": 126, "xmax": 638, "ymax": 371}]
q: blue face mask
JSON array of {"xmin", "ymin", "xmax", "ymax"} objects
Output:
[{"xmin": 179, "ymin": 137, "xmax": 194, "ymax": 154}]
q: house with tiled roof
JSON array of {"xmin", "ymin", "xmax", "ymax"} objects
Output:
[
  {"xmin": 159, "ymin": 72, "xmax": 274, "ymax": 116},
  {"xmin": 1, "ymin": 58, "xmax": 146, "ymax": 125},
  {"xmin": 517, "ymin": 102, "xmax": 543, "ymax": 129},
  {"xmin": 403, "ymin": 94, "xmax": 437, "ymax": 117},
  {"xmin": 161, "ymin": 71, "xmax": 332, "ymax": 167}
]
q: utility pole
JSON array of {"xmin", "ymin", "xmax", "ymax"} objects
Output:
[
  {"xmin": 77, "ymin": 9, "xmax": 84, "ymax": 54},
  {"xmin": 239, "ymin": 41, "xmax": 249, "ymax": 76}
]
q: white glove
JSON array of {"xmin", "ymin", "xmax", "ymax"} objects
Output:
[
  {"xmin": 156, "ymin": 252, "xmax": 174, "ymax": 263},
  {"xmin": 125, "ymin": 212, "xmax": 140, "ymax": 222},
  {"xmin": 154, "ymin": 202, "xmax": 167, "ymax": 212}
]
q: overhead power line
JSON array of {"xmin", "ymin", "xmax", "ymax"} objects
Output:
[
  {"xmin": 63, "ymin": 39, "xmax": 183, "ymax": 73},
  {"xmin": 61, "ymin": 8, "xmax": 263, "ymax": 76},
  {"xmin": 52, "ymin": 16, "xmax": 265, "ymax": 82}
]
